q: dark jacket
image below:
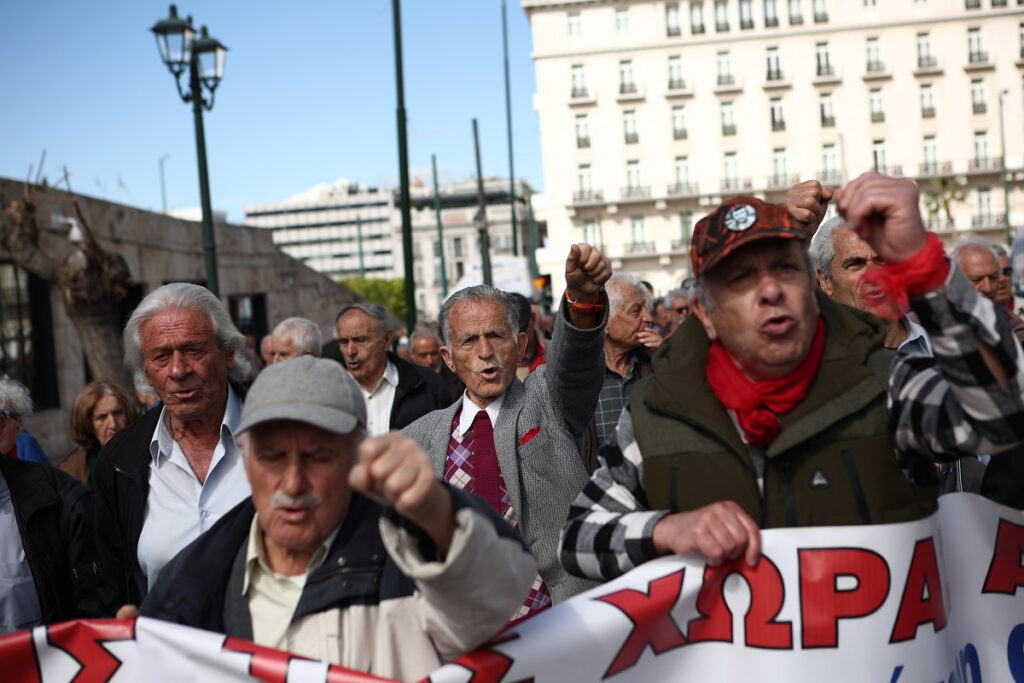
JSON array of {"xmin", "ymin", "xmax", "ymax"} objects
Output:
[
  {"xmin": 92, "ymin": 381, "xmax": 246, "ymax": 615},
  {"xmin": 0, "ymin": 455, "xmax": 101, "ymax": 624},
  {"xmin": 581, "ymin": 346, "xmax": 653, "ymax": 475},
  {"xmin": 139, "ymin": 486, "xmax": 519, "ymax": 634},
  {"xmin": 322, "ymin": 345, "xmax": 453, "ymax": 426}
]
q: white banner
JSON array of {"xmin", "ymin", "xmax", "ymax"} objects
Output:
[
  {"xmin": 431, "ymin": 493, "xmax": 1024, "ymax": 683},
  {"xmin": 3, "ymin": 494, "xmax": 1023, "ymax": 682}
]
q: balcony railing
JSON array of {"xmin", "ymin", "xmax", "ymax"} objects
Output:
[
  {"xmin": 619, "ymin": 82, "xmax": 638, "ymax": 94},
  {"xmin": 624, "ymin": 241, "xmax": 657, "ymax": 255},
  {"xmin": 571, "ymin": 86, "xmax": 589, "ymax": 98},
  {"xmin": 717, "ymin": 74, "xmax": 735, "ymax": 86},
  {"xmin": 921, "ymin": 106, "xmax": 936, "ymax": 119},
  {"xmin": 765, "ymin": 16, "xmax": 779, "ymax": 27},
  {"xmin": 968, "ymin": 51, "xmax": 989, "ymax": 64},
  {"xmin": 866, "ymin": 60, "xmax": 886, "ymax": 73},
  {"xmin": 814, "ymin": 11, "xmax": 828, "ymax": 22},
  {"xmin": 873, "ymin": 164, "xmax": 903, "ymax": 177},
  {"xmin": 968, "ymin": 157, "xmax": 1000, "ymax": 172},
  {"xmin": 766, "ymin": 68, "xmax": 784, "ymax": 81},
  {"xmin": 670, "ymin": 238, "xmax": 689, "ymax": 251},
  {"xmin": 816, "ymin": 64, "xmax": 834, "ymax": 77},
  {"xmin": 716, "ymin": 21, "xmax": 730, "ymax": 31},
  {"xmin": 917, "ymin": 56, "xmax": 937, "ymax": 69},
  {"xmin": 766, "ymin": 174, "xmax": 799, "ymax": 190},
  {"xmin": 740, "ymin": 18, "xmax": 754, "ymax": 29},
  {"xmin": 691, "ymin": 23, "xmax": 706, "ymax": 34},
  {"xmin": 667, "ymin": 78, "xmax": 687, "ymax": 90},
  {"xmin": 621, "ymin": 185, "xmax": 651, "ymax": 200},
  {"xmin": 871, "ymin": 111, "xmax": 885, "ymax": 123},
  {"xmin": 973, "ymin": 101, "xmax": 987, "ymax": 114},
  {"xmin": 667, "ymin": 24, "xmax": 681, "ymax": 36},
  {"xmin": 722, "ymin": 124, "xmax": 737, "ymax": 136},
  {"xmin": 572, "ymin": 190, "xmax": 603, "ymax": 203},
  {"xmin": 673, "ymin": 128, "xmax": 688, "ymax": 140},
  {"xmin": 965, "ymin": 0, "xmax": 980, "ymax": 8},
  {"xmin": 972, "ymin": 214, "xmax": 1005, "ymax": 227},
  {"xmin": 918, "ymin": 161, "xmax": 952, "ymax": 176},
  {"xmin": 790, "ymin": 13, "xmax": 804, "ymax": 24},
  {"xmin": 819, "ymin": 170, "xmax": 843, "ymax": 185},
  {"xmin": 667, "ymin": 181, "xmax": 698, "ymax": 196},
  {"xmin": 624, "ymin": 132, "xmax": 639, "ymax": 144},
  {"xmin": 821, "ymin": 114, "xmax": 835, "ymax": 127},
  {"xmin": 576, "ymin": 136, "xmax": 590, "ymax": 148},
  {"xmin": 772, "ymin": 120, "xmax": 786, "ymax": 131},
  {"xmin": 722, "ymin": 177, "xmax": 753, "ymax": 192}
]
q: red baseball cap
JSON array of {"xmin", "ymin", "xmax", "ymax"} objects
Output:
[{"xmin": 690, "ymin": 196, "xmax": 808, "ymax": 277}]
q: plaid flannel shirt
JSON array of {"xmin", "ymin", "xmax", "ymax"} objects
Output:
[{"xmin": 560, "ymin": 263, "xmax": 1024, "ymax": 581}]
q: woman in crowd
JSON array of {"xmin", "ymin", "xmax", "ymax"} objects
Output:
[{"xmin": 61, "ymin": 380, "xmax": 137, "ymax": 485}]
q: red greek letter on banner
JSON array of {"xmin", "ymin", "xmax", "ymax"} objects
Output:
[
  {"xmin": 47, "ymin": 618, "xmax": 137, "ymax": 683},
  {"xmin": 982, "ymin": 518, "xmax": 1024, "ymax": 595},
  {"xmin": 799, "ymin": 548, "xmax": 890, "ymax": 649},
  {"xmin": 889, "ymin": 537, "xmax": 947, "ymax": 643},
  {"xmin": 444, "ymin": 632, "xmax": 521, "ymax": 683},
  {"xmin": 0, "ymin": 628, "xmax": 41, "ymax": 683},
  {"xmin": 594, "ymin": 569, "xmax": 687, "ymax": 678},
  {"xmin": 687, "ymin": 556, "xmax": 793, "ymax": 649}
]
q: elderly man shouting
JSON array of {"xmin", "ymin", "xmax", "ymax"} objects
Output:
[
  {"xmin": 561, "ymin": 173, "xmax": 1024, "ymax": 580},
  {"xmin": 404, "ymin": 243, "xmax": 611, "ymax": 614},
  {"xmin": 93, "ymin": 284, "xmax": 254, "ymax": 614},
  {"xmin": 131, "ymin": 356, "xmax": 534, "ymax": 681}
]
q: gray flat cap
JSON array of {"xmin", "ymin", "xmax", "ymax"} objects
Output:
[{"xmin": 236, "ymin": 356, "xmax": 366, "ymax": 435}]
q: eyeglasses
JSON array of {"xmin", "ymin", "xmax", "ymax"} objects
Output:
[
  {"xmin": 673, "ymin": 307, "xmax": 689, "ymax": 314},
  {"xmin": 1002, "ymin": 267, "xmax": 1013, "ymax": 277},
  {"xmin": 0, "ymin": 410, "xmax": 18, "ymax": 426}
]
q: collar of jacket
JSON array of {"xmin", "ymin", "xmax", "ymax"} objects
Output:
[
  {"xmin": 388, "ymin": 351, "xmax": 423, "ymax": 401},
  {"xmin": 0, "ymin": 455, "xmax": 61, "ymax": 522},
  {"xmin": 643, "ymin": 292, "xmax": 890, "ymax": 459}
]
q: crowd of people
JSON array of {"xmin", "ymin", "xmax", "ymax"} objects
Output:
[{"xmin": 1, "ymin": 172, "xmax": 1023, "ymax": 680}]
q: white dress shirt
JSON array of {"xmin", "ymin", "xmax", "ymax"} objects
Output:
[
  {"xmin": 454, "ymin": 391, "xmax": 505, "ymax": 439},
  {"xmin": 137, "ymin": 386, "xmax": 251, "ymax": 589},
  {"xmin": 360, "ymin": 360, "xmax": 399, "ymax": 437},
  {"xmin": 0, "ymin": 470, "xmax": 42, "ymax": 634}
]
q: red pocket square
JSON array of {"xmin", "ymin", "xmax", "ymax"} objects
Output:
[{"xmin": 520, "ymin": 425, "xmax": 541, "ymax": 446}]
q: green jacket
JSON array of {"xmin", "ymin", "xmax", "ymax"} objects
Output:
[{"xmin": 633, "ymin": 294, "xmax": 937, "ymax": 528}]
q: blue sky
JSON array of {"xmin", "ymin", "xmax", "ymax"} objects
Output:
[{"xmin": 0, "ymin": 1, "xmax": 542, "ymax": 223}]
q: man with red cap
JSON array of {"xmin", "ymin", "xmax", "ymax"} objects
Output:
[{"xmin": 561, "ymin": 173, "xmax": 1024, "ymax": 579}]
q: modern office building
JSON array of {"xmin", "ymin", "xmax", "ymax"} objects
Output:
[{"xmin": 522, "ymin": 0, "xmax": 1024, "ymax": 295}]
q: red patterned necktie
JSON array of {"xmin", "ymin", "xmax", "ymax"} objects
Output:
[{"xmin": 469, "ymin": 410, "xmax": 503, "ymax": 513}]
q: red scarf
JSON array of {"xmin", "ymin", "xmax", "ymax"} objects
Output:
[{"xmin": 706, "ymin": 317, "xmax": 826, "ymax": 448}]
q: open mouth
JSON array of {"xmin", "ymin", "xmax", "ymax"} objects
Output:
[
  {"xmin": 761, "ymin": 315, "xmax": 795, "ymax": 336},
  {"xmin": 479, "ymin": 367, "xmax": 500, "ymax": 380},
  {"xmin": 277, "ymin": 506, "xmax": 311, "ymax": 522}
]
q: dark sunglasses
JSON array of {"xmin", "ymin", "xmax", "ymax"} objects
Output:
[
  {"xmin": 1002, "ymin": 267, "xmax": 1013, "ymax": 277},
  {"xmin": 673, "ymin": 306, "xmax": 689, "ymax": 314}
]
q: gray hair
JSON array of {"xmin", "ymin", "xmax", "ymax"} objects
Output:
[
  {"xmin": 809, "ymin": 215, "xmax": 848, "ymax": 280},
  {"xmin": 438, "ymin": 285, "xmax": 519, "ymax": 347},
  {"xmin": 409, "ymin": 327, "xmax": 442, "ymax": 346},
  {"xmin": 666, "ymin": 288, "xmax": 689, "ymax": 305},
  {"xmin": 123, "ymin": 283, "xmax": 251, "ymax": 390},
  {"xmin": 606, "ymin": 272, "xmax": 652, "ymax": 318},
  {"xmin": 0, "ymin": 375, "xmax": 33, "ymax": 418},
  {"xmin": 952, "ymin": 235, "xmax": 999, "ymax": 265},
  {"xmin": 991, "ymin": 243, "xmax": 1008, "ymax": 259},
  {"xmin": 272, "ymin": 317, "xmax": 322, "ymax": 356},
  {"xmin": 335, "ymin": 303, "xmax": 390, "ymax": 337}
]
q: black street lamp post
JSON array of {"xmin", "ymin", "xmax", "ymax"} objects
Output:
[{"xmin": 150, "ymin": 5, "xmax": 228, "ymax": 296}]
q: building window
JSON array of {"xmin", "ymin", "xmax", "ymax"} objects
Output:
[
  {"xmin": 869, "ymin": 88, "xmax": 885, "ymax": 123},
  {"xmin": 917, "ymin": 32, "xmax": 935, "ymax": 68},
  {"xmin": 577, "ymin": 164, "xmax": 593, "ymax": 198},
  {"xmin": 619, "ymin": 60, "xmax": 636, "ymax": 94},
  {"xmin": 672, "ymin": 105, "xmax": 688, "ymax": 140},
  {"xmin": 789, "ymin": 0, "xmax": 803, "ymax": 24},
  {"xmin": 971, "ymin": 79, "xmax": 986, "ymax": 114},
  {"xmin": 615, "ymin": 7, "xmax": 629, "ymax": 33},
  {"xmin": 680, "ymin": 210, "xmax": 695, "ymax": 243},
  {"xmin": 630, "ymin": 215, "xmax": 647, "ymax": 245},
  {"xmin": 1020, "ymin": 23, "xmax": 1024, "ymax": 59},
  {"xmin": 626, "ymin": 160, "xmax": 642, "ymax": 194},
  {"xmin": 772, "ymin": 148, "xmax": 789, "ymax": 186},
  {"xmin": 674, "ymin": 155, "xmax": 692, "ymax": 190},
  {"xmin": 968, "ymin": 27, "xmax": 986, "ymax": 63},
  {"xmin": 575, "ymin": 114, "xmax": 590, "ymax": 148},
  {"xmin": 766, "ymin": 47, "xmax": 783, "ymax": 80},
  {"xmin": 922, "ymin": 135, "xmax": 938, "ymax": 173},
  {"xmin": 691, "ymin": 2, "xmax": 705, "ymax": 33},
  {"xmin": 668, "ymin": 55, "xmax": 685, "ymax": 89},
  {"xmin": 723, "ymin": 152, "xmax": 740, "ymax": 190},
  {"xmin": 721, "ymin": 101, "xmax": 736, "ymax": 136},
  {"xmin": 965, "ymin": 0, "xmax": 980, "ymax": 6},
  {"xmin": 872, "ymin": 140, "xmax": 887, "ymax": 173},
  {"xmin": 739, "ymin": 0, "xmax": 754, "ymax": 28},
  {"xmin": 974, "ymin": 131, "xmax": 989, "ymax": 164},
  {"xmin": 770, "ymin": 97, "xmax": 785, "ymax": 131},
  {"xmin": 764, "ymin": 0, "xmax": 779, "ymax": 26},
  {"xmin": 822, "ymin": 143, "xmax": 839, "ymax": 183},
  {"xmin": 666, "ymin": 4, "xmax": 681, "ymax": 36},
  {"xmin": 453, "ymin": 237, "xmax": 464, "ymax": 258},
  {"xmin": 567, "ymin": 11, "xmax": 581, "ymax": 36},
  {"xmin": 582, "ymin": 218, "xmax": 602, "ymax": 248},
  {"xmin": 623, "ymin": 110, "xmax": 639, "ymax": 144},
  {"xmin": 820, "ymin": 92, "xmax": 835, "ymax": 126},
  {"xmin": 433, "ymin": 240, "xmax": 441, "ymax": 258},
  {"xmin": 813, "ymin": 0, "xmax": 828, "ymax": 22},
  {"xmin": 920, "ymin": 84, "xmax": 936, "ymax": 118},
  {"xmin": 864, "ymin": 0, "xmax": 876, "ymax": 5},
  {"xmin": 570, "ymin": 64, "xmax": 587, "ymax": 98},
  {"xmin": 866, "ymin": 37, "xmax": 883, "ymax": 72},
  {"xmin": 815, "ymin": 42, "xmax": 832, "ymax": 76},
  {"xmin": 0, "ymin": 263, "xmax": 58, "ymax": 409},
  {"xmin": 716, "ymin": 51, "xmax": 734, "ymax": 85},
  {"xmin": 715, "ymin": 1, "xmax": 729, "ymax": 31},
  {"xmin": 977, "ymin": 187, "xmax": 993, "ymax": 221}
]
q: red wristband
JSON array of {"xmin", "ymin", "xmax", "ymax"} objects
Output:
[
  {"xmin": 860, "ymin": 232, "xmax": 950, "ymax": 320},
  {"xmin": 565, "ymin": 290, "xmax": 605, "ymax": 313}
]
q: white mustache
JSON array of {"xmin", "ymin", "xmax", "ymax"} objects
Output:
[
  {"xmin": 475, "ymin": 360, "xmax": 503, "ymax": 374},
  {"xmin": 271, "ymin": 491, "xmax": 321, "ymax": 509}
]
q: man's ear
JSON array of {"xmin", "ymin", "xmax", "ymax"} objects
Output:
[
  {"xmin": 383, "ymin": 329, "xmax": 394, "ymax": 351},
  {"xmin": 516, "ymin": 331, "xmax": 528, "ymax": 361},
  {"xmin": 440, "ymin": 346, "xmax": 456, "ymax": 374},
  {"xmin": 816, "ymin": 268, "xmax": 834, "ymax": 296},
  {"xmin": 690, "ymin": 294, "xmax": 718, "ymax": 341}
]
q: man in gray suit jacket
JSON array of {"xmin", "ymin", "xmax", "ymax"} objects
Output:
[{"xmin": 403, "ymin": 243, "xmax": 611, "ymax": 609}]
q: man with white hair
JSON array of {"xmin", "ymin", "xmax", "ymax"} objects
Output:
[
  {"xmin": 132, "ymin": 357, "xmax": 535, "ymax": 680},
  {"xmin": 268, "ymin": 316, "xmax": 322, "ymax": 364},
  {"xmin": 93, "ymin": 283, "xmax": 254, "ymax": 614},
  {"xmin": 954, "ymin": 237, "xmax": 1024, "ymax": 343}
]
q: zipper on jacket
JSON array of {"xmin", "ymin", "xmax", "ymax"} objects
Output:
[
  {"xmin": 840, "ymin": 449, "xmax": 872, "ymax": 524},
  {"xmin": 778, "ymin": 461, "xmax": 797, "ymax": 527}
]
